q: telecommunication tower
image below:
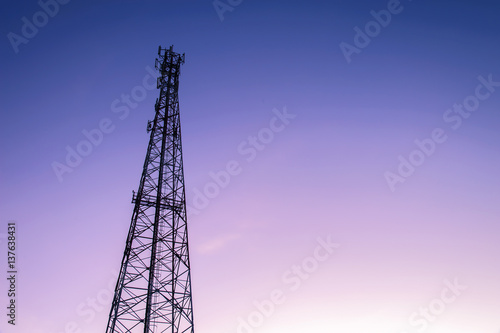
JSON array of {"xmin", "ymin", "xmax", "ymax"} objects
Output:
[{"xmin": 105, "ymin": 45, "xmax": 194, "ymax": 333}]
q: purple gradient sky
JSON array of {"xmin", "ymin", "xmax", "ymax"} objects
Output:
[{"xmin": 1, "ymin": 0, "xmax": 500, "ymax": 332}]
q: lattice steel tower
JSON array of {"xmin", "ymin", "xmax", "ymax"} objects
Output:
[{"xmin": 106, "ymin": 45, "xmax": 194, "ymax": 333}]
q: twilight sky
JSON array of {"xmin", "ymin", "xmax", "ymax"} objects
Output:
[{"xmin": 1, "ymin": 0, "xmax": 500, "ymax": 332}]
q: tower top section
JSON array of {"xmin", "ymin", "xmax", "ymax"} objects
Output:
[{"xmin": 156, "ymin": 45, "xmax": 185, "ymax": 70}]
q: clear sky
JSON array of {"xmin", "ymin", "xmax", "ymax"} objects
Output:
[{"xmin": 1, "ymin": 0, "xmax": 500, "ymax": 332}]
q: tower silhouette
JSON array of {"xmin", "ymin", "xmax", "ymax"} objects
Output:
[{"xmin": 105, "ymin": 46, "xmax": 194, "ymax": 333}]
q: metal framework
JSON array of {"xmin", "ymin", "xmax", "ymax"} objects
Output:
[{"xmin": 106, "ymin": 45, "xmax": 194, "ymax": 333}]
